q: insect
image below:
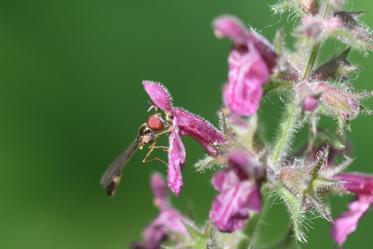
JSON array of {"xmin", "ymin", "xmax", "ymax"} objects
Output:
[{"xmin": 100, "ymin": 114, "xmax": 170, "ymax": 197}]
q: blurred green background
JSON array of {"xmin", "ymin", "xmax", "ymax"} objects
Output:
[{"xmin": 0, "ymin": 0, "xmax": 372, "ymax": 248}]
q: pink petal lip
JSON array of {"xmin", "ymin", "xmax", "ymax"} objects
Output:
[
  {"xmin": 337, "ymin": 173, "xmax": 373, "ymax": 196},
  {"xmin": 210, "ymin": 151, "xmax": 262, "ymax": 233},
  {"xmin": 167, "ymin": 119, "xmax": 186, "ymax": 196},
  {"xmin": 331, "ymin": 173, "xmax": 373, "ymax": 247},
  {"xmin": 223, "ymin": 43, "xmax": 269, "ymax": 116},
  {"xmin": 143, "ymin": 80, "xmax": 173, "ymax": 112},
  {"xmin": 213, "ymin": 15, "xmax": 249, "ymax": 45},
  {"xmin": 331, "ymin": 195, "xmax": 373, "ymax": 247},
  {"xmin": 210, "ymin": 180, "xmax": 261, "ymax": 232}
]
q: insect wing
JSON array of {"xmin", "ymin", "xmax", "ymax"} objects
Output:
[{"xmin": 100, "ymin": 137, "xmax": 140, "ymax": 197}]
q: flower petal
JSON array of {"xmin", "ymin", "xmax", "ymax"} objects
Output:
[
  {"xmin": 172, "ymin": 108, "xmax": 225, "ymax": 155},
  {"xmin": 331, "ymin": 195, "xmax": 373, "ymax": 247},
  {"xmin": 227, "ymin": 151, "xmax": 264, "ymax": 180},
  {"xmin": 212, "ymin": 15, "xmax": 278, "ymax": 71},
  {"xmin": 167, "ymin": 122, "xmax": 186, "ymax": 195},
  {"xmin": 212, "ymin": 170, "xmax": 241, "ymax": 192},
  {"xmin": 247, "ymin": 30, "xmax": 278, "ymax": 71},
  {"xmin": 132, "ymin": 209, "xmax": 187, "ymax": 249},
  {"xmin": 209, "ymin": 181, "xmax": 261, "ymax": 232},
  {"xmin": 213, "ymin": 15, "xmax": 248, "ymax": 46},
  {"xmin": 223, "ymin": 44, "xmax": 269, "ymax": 116},
  {"xmin": 338, "ymin": 173, "xmax": 373, "ymax": 195},
  {"xmin": 143, "ymin": 81, "xmax": 173, "ymax": 112},
  {"xmin": 331, "ymin": 173, "xmax": 373, "ymax": 247},
  {"xmin": 151, "ymin": 173, "xmax": 170, "ymax": 210}
]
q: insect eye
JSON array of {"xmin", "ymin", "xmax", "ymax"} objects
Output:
[
  {"xmin": 139, "ymin": 126, "xmax": 153, "ymax": 136},
  {"xmin": 147, "ymin": 115, "xmax": 165, "ymax": 131}
]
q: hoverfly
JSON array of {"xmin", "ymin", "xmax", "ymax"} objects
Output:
[{"xmin": 100, "ymin": 113, "xmax": 170, "ymax": 197}]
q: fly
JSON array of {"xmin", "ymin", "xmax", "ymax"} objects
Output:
[{"xmin": 100, "ymin": 114, "xmax": 169, "ymax": 197}]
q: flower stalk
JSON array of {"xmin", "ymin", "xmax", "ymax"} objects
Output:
[
  {"xmin": 270, "ymin": 94, "xmax": 299, "ymax": 170},
  {"xmin": 302, "ymin": 3, "xmax": 331, "ymax": 80}
]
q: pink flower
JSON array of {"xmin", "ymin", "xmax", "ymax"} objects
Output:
[
  {"xmin": 143, "ymin": 81, "xmax": 225, "ymax": 195},
  {"xmin": 331, "ymin": 173, "xmax": 373, "ymax": 248},
  {"xmin": 213, "ymin": 15, "xmax": 276, "ymax": 116},
  {"xmin": 209, "ymin": 151, "xmax": 263, "ymax": 232},
  {"xmin": 132, "ymin": 173, "xmax": 188, "ymax": 249}
]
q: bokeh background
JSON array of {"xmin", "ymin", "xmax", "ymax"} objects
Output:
[{"xmin": 0, "ymin": 0, "xmax": 372, "ymax": 248}]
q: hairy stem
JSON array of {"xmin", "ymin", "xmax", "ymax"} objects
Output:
[
  {"xmin": 302, "ymin": 2, "xmax": 331, "ymax": 80},
  {"xmin": 302, "ymin": 43, "xmax": 320, "ymax": 80},
  {"xmin": 270, "ymin": 95, "xmax": 299, "ymax": 169}
]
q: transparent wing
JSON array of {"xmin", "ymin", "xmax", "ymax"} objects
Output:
[{"xmin": 100, "ymin": 137, "xmax": 140, "ymax": 197}]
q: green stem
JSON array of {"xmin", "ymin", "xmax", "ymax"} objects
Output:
[
  {"xmin": 302, "ymin": 2, "xmax": 331, "ymax": 80},
  {"xmin": 270, "ymin": 96, "xmax": 299, "ymax": 169},
  {"xmin": 302, "ymin": 43, "xmax": 320, "ymax": 80},
  {"xmin": 270, "ymin": 3, "xmax": 332, "ymax": 169}
]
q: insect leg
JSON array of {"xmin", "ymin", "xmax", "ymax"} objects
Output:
[
  {"xmin": 151, "ymin": 145, "xmax": 169, "ymax": 152},
  {"xmin": 142, "ymin": 142, "xmax": 168, "ymax": 166}
]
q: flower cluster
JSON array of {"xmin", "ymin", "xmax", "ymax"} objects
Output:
[
  {"xmin": 131, "ymin": 173, "xmax": 189, "ymax": 249},
  {"xmin": 101, "ymin": 0, "xmax": 373, "ymax": 248}
]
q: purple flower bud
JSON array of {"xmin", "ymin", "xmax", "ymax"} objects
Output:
[
  {"xmin": 223, "ymin": 43, "xmax": 269, "ymax": 116},
  {"xmin": 132, "ymin": 173, "xmax": 188, "ymax": 249},
  {"xmin": 304, "ymin": 96, "xmax": 319, "ymax": 112},
  {"xmin": 331, "ymin": 173, "xmax": 373, "ymax": 247},
  {"xmin": 143, "ymin": 81, "xmax": 173, "ymax": 112},
  {"xmin": 209, "ymin": 151, "xmax": 262, "ymax": 232}
]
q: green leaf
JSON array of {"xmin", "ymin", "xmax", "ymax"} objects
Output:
[
  {"xmin": 271, "ymin": 0, "xmax": 304, "ymax": 18},
  {"xmin": 277, "ymin": 186, "xmax": 306, "ymax": 243},
  {"xmin": 183, "ymin": 221, "xmax": 205, "ymax": 242},
  {"xmin": 194, "ymin": 155, "xmax": 217, "ymax": 172}
]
